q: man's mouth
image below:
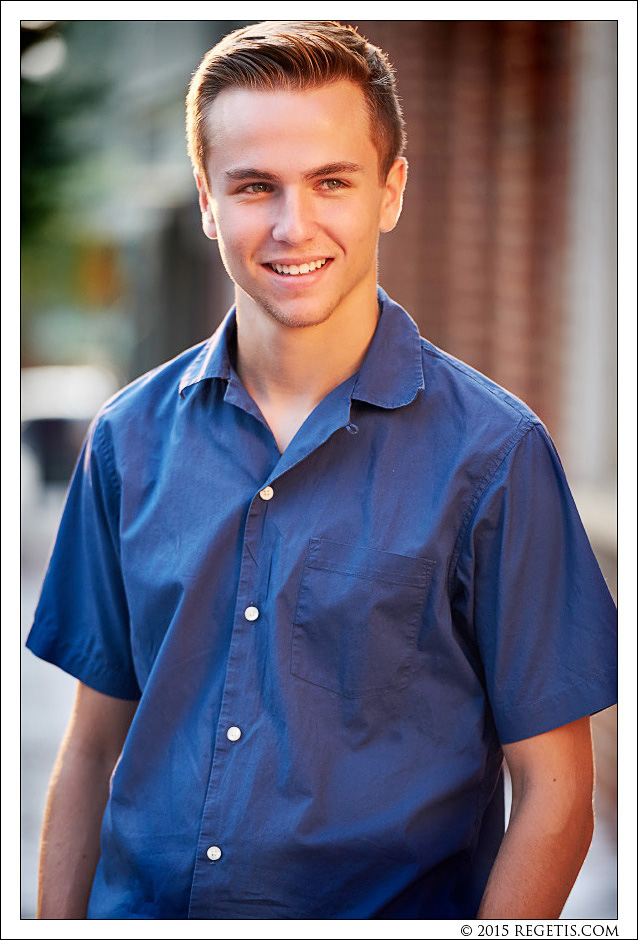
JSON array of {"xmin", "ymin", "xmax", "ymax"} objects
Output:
[{"xmin": 266, "ymin": 258, "xmax": 331, "ymax": 276}]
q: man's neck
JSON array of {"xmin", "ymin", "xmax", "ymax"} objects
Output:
[{"xmin": 234, "ymin": 289, "xmax": 379, "ymax": 453}]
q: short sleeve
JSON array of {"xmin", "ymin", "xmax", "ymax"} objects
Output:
[
  {"xmin": 26, "ymin": 417, "xmax": 141, "ymax": 700},
  {"xmin": 452, "ymin": 422, "xmax": 617, "ymax": 745}
]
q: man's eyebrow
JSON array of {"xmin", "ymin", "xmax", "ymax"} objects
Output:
[
  {"xmin": 224, "ymin": 162, "xmax": 365, "ymax": 183},
  {"xmin": 304, "ymin": 162, "xmax": 364, "ymax": 180},
  {"xmin": 224, "ymin": 168, "xmax": 278, "ymax": 182}
]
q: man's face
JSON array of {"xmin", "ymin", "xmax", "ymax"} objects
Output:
[{"xmin": 197, "ymin": 80, "xmax": 406, "ymax": 331}]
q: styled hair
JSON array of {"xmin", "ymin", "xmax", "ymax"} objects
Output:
[{"xmin": 186, "ymin": 20, "xmax": 406, "ymax": 183}]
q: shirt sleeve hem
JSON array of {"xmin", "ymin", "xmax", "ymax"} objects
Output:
[
  {"xmin": 494, "ymin": 673, "xmax": 617, "ymax": 745},
  {"xmin": 25, "ymin": 631, "xmax": 141, "ymax": 701}
]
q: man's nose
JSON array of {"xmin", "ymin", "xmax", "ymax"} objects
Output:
[{"xmin": 271, "ymin": 189, "xmax": 316, "ymax": 244}]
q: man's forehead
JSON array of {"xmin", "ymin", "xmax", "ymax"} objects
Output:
[
  {"xmin": 203, "ymin": 80, "xmax": 377, "ymax": 170},
  {"xmin": 207, "ymin": 78, "xmax": 368, "ymax": 113}
]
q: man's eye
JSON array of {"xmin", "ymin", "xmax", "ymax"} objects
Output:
[
  {"xmin": 320, "ymin": 179, "xmax": 346, "ymax": 191},
  {"xmin": 242, "ymin": 182, "xmax": 271, "ymax": 194}
]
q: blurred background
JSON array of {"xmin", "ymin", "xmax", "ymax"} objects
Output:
[{"xmin": 20, "ymin": 19, "xmax": 617, "ymax": 919}]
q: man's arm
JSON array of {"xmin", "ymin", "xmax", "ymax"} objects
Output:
[
  {"xmin": 477, "ymin": 716, "xmax": 595, "ymax": 919},
  {"xmin": 37, "ymin": 681, "xmax": 138, "ymax": 919}
]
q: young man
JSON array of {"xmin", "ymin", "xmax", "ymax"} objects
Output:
[{"xmin": 28, "ymin": 21, "xmax": 617, "ymax": 920}]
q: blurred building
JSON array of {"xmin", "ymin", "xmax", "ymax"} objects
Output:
[{"xmin": 20, "ymin": 18, "xmax": 617, "ymax": 918}]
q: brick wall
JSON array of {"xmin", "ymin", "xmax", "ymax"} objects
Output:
[
  {"xmin": 352, "ymin": 20, "xmax": 574, "ymax": 438},
  {"xmin": 352, "ymin": 22, "xmax": 617, "ymax": 851}
]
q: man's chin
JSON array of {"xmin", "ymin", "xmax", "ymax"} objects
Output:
[
  {"xmin": 244, "ymin": 293, "xmax": 338, "ymax": 331},
  {"xmin": 266, "ymin": 308, "xmax": 334, "ymax": 330}
]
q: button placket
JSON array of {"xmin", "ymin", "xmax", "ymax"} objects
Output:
[
  {"xmin": 190, "ymin": 507, "xmax": 264, "ymax": 902},
  {"xmin": 187, "ymin": 382, "xmax": 362, "ymax": 915}
]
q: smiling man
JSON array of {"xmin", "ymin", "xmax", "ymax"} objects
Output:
[
  {"xmin": 28, "ymin": 21, "xmax": 617, "ymax": 920},
  {"xmin": 194, "ymin": 77, "xmax": 406, "ymax": 452},
  {"xmin": 199, "ymin": 81, "xmax": 400, "ymax": 330}
]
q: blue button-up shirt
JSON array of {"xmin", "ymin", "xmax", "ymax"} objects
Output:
[{"xmin": 28, "ymin": 288, "xmax": 617, "ymax": 919}]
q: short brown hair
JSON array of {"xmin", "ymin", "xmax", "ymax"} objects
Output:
[{"xmin": 186, "ymin": 20, "xmax": 406, "ymax": 183}]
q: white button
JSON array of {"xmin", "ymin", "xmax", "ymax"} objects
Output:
[
  {"xmin": 206, "ymin": 845, "xmax": 222, "ymax": 861},
  {"xmin": 227, "ymin": 726, "xmax": 242, "ymax": 742},
  {"xmin": 259, "ymin": 486, "xmax": 274, "ymax": 501},
  {"xmin": 244, "ymin": 606, "xmax": 259, "ymax": 621}
]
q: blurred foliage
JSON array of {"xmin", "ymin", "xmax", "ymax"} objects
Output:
[
  {"xmin": 21, "ymin": 23, "xmax": 108, "ymax": 243},
  {"xmin": 21, "ymin": 22, "xmax": 121, "ymax": 365}
]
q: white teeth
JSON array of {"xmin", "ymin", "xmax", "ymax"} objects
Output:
[{"xmin": 270, "ymin": 259, "xmax": 327, "ymax": 275}]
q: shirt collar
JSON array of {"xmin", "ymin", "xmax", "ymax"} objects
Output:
[
  {"xmin": 352, "ymin": 287, "xmax": 424, "ymax": 409},
  {"xmin": 179, "ymin": 287, "xmax": 424, "ymax": 409},
  {"xmin": 179, "ymin": 310, "xmax": 234, "ymax": 396}
]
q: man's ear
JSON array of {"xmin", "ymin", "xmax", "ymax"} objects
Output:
[
  {"xmin": 379, "ymin": 157, "xmax": 408, "ymax": 234},
  {"xmin": 194, "ymin": 171, "xmax": 218, "ymax": 241}
]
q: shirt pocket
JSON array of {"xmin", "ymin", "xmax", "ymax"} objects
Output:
[{"xmin": 291, "ymin": 538, "xmax": 434, "ymax": 698}]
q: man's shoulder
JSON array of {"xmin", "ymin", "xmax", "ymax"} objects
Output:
[
  {"xmin": 417, "ymin": 335, "xmax": 541, "ymax": 436},
  {"xmin": 95, "ymin": 339, "xmax": 211, "ymax": 430},
  {"xmin": 378, "ymin": 290, "xmax": 540, "ymax": 440}
]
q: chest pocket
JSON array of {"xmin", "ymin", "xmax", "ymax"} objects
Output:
[{"xmin": 291, "ymin": 538, "xmax": 434, "ymax": 698}]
